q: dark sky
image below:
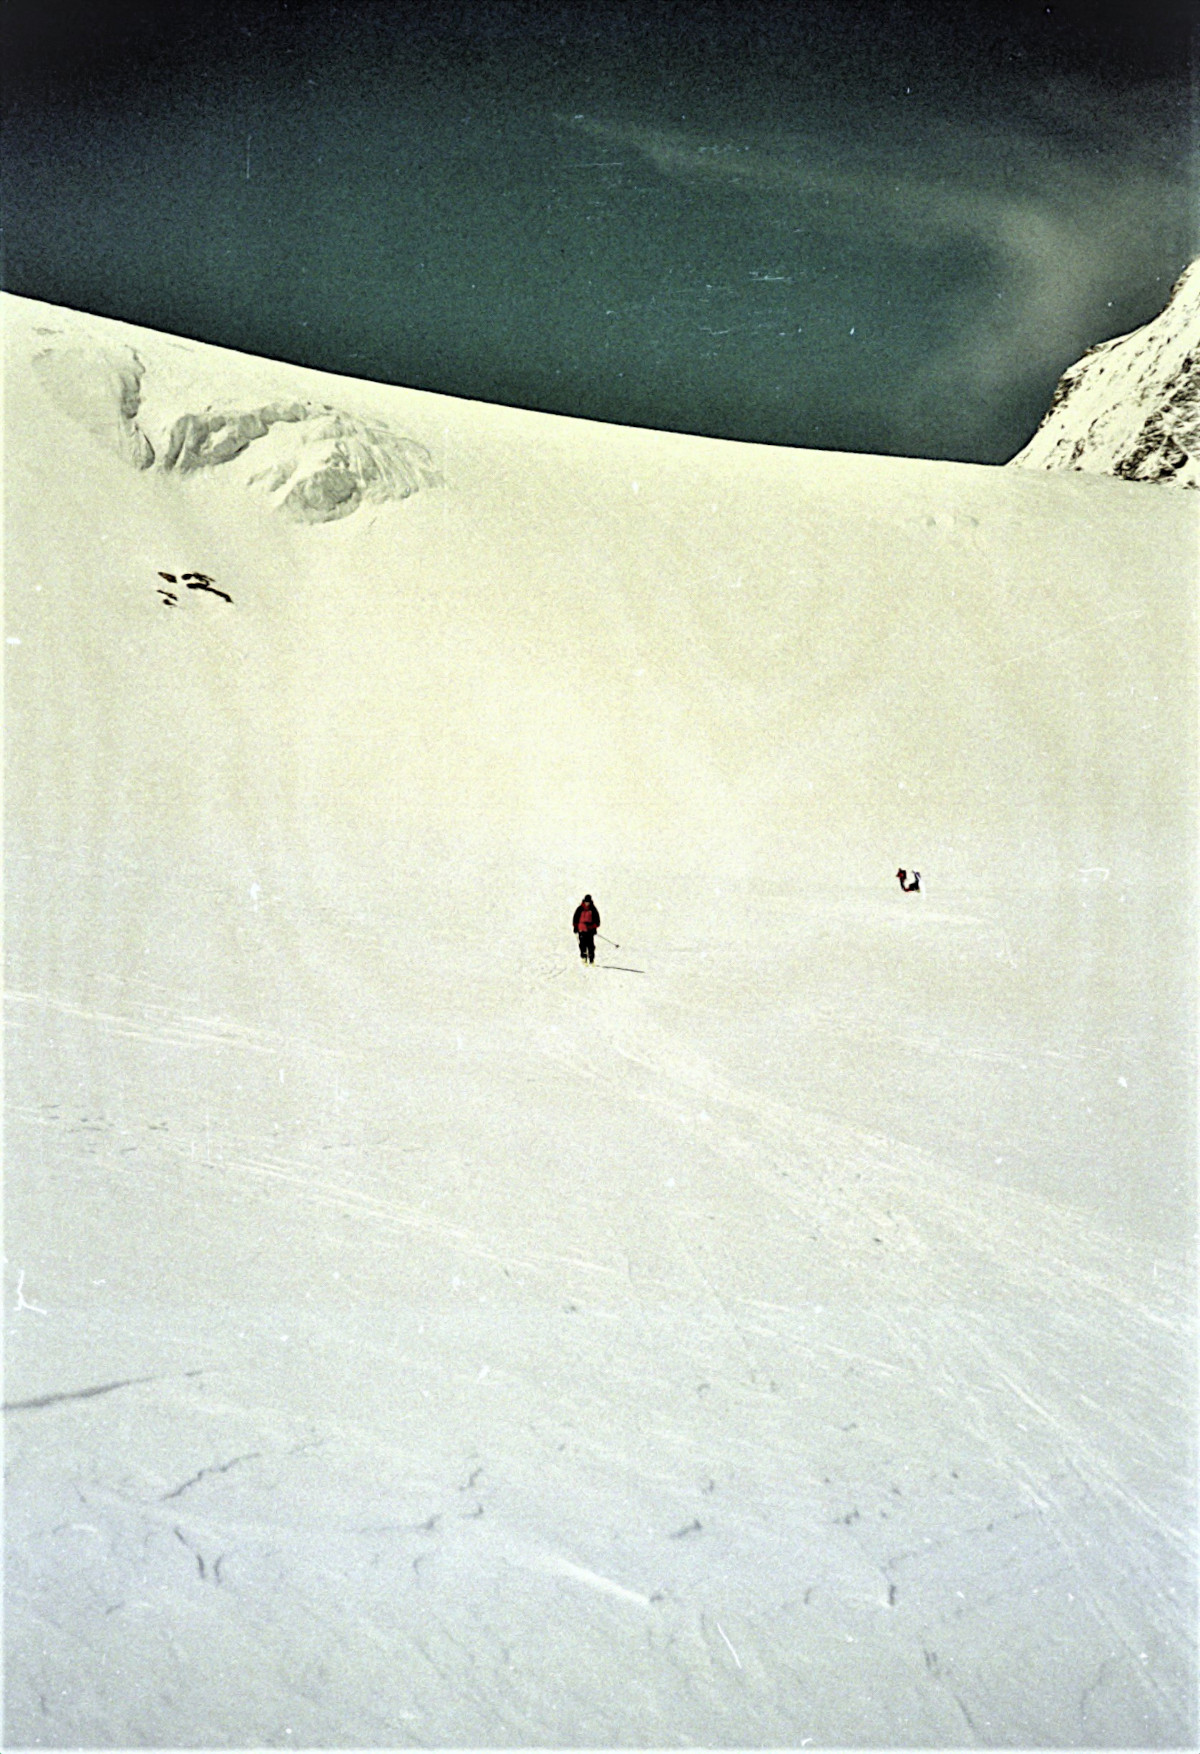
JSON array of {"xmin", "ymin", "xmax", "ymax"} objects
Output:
[{"xmin": 3, "ymin": 0, "xmax": 1196, "ymax": 462}]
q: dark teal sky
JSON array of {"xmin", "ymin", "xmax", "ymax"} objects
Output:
[{"xmin": 3, "ymin": 0, "xmax": 1195, "ymax": 461}]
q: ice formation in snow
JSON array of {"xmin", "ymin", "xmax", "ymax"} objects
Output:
[
  {"xmin": 29, "ymin": 321, "xmax": 438, "ymax": 521},
  {"xmin": 30, "ymin": 334, "xmax": 156, "ymax": 471},
  {"xmin": 1010, "ymin": 257, "xmax": 1200, "ymax": 486}
]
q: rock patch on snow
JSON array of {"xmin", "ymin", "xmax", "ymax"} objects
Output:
[
  {"xmin": 28, "ymin": 322, "xmax": 438, "ymax": 522},
  {"xmin": 1010, "ymin": 258, "xmax": 1200, "ymax": 486}
]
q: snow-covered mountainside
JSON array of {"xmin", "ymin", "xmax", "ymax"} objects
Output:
[
  {"xmin": 28, "ymin": 311, "xmax": 438, "ymax": 520},
  {"xmin": 3, "ymin": 293, "xmax": 1195, "ymax": 1749},
  {"xmin": 1011, "ymin": 257, "xmax": 1200, "ymax": 485}
]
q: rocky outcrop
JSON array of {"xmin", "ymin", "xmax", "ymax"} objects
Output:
[{"xmin": 1010, "ymin": 260, "xmax": 1200, "ymax": 487}]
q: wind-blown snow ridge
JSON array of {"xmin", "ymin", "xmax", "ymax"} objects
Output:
[
  {"xmin": 1010, "ymin": 258, "xmax": 1200, "ymax": 486},
  {"xmin": 29, "ymin": 316, "xmax": 438, "ymax": 521}
]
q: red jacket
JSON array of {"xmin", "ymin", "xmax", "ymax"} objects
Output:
[{"xmin": 573, "ymin": 901, "xmax": 599, "ymax": 934}]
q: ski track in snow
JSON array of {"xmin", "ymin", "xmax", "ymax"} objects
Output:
[
  {"xmin": 3, "ymin": 290, "xmax": 1194, "ymax": 1747},
  {"xmin": 5, "ymin": 952, "xmax": 1193, "ymax": 1747}
]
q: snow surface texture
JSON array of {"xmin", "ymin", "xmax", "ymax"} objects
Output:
[
  {"xmin": 1011, "ymin": 257, "xmax": 1200, "ymax": 487},
  {"xmin": 4, "ymin": 293, "xmax": 1196, "ymax": 1748},
  {"xmin": 29, "ymin": 315, "xmax": 439, "ymax": 521}
]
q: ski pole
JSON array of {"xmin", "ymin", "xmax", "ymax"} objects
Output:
[{"xmin": 595, "ymin": 932, "xmax": 620, "ymax": 949}]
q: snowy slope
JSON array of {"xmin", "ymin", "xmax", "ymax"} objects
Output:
[
  {"xmin": 1011, "ymin": 258, "xmax": 1200, "ymax": 485},
  {"xmin": 4, "ymin": 293, "xmax": 1196, "ymax": 1748}
]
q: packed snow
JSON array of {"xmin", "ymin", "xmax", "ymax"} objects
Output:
[
  {"xmin": 4, "ymin": 293, "xmax": 1196, "ymax": 1748},
  {"xmin": 1011, "ymin": 257, "xmax": 1200, "ymax": 487}
]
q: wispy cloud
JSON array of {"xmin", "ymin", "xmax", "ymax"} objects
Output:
[{"xmin": 559, "ymin": 108, "xmax": 1192, "ymax": 426}]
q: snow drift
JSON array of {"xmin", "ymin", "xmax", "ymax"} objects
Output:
[
  {"xmin": 1011, "ymin": 256, "xmax": 1200, "ymax": 486},
  {"xmin": 4, "ymin": 293, "xmax": 1196, "ymax": 1748}
]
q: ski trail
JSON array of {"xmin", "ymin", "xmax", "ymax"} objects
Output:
[
  {"xmin": 219, "ymin": 1154, "xmax": 627, "ymax": 1285},
  {"xmin": 5, "ymin": 988, "xmax": 358, "ymax": 1060}
]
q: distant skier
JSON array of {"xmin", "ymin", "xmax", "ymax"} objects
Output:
[
  {"xmin": 573, "ymin": 894, "xmax": 600, "ymax": 963},
  {"xmin": 896, "ymin": 868, "xmax": 921, "ymax": 893}
]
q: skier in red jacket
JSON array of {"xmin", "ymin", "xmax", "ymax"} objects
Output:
[{"xmin": 573, "ymin": 895, "xmax": 600, "ymax": 963}]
